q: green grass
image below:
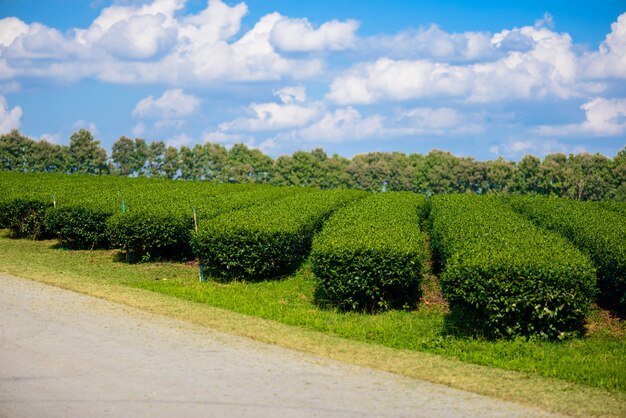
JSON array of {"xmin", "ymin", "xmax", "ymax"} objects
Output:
[
  {"xmin": 131, "ymin": 265, "xmax": 625, "ymax": 392},
  {"xmin": 0, "ymin": 230, "xmax": 623, "ymax": 396}
]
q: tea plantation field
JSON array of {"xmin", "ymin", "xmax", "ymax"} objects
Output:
[{"xmin": 1, "ymin": 172, "xmax": 624, "ymax": 340}]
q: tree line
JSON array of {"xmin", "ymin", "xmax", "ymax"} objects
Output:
[{"xmin": 1, "ymin": 128, "xmax": 624, "ymax": 201}]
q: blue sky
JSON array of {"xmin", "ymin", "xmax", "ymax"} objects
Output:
[{"xmin": 1, "ymin": 0, "xmax": 625, "ymax": 160}]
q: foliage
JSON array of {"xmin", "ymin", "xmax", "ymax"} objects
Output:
[
  {"xmin": 1, "ymin": 234, "xmax": 625, "ymax": 400},
  {"xmin": 2, "ymin": 130, "xmax": 624, "ymax": 200},
  {"xmin": 0, "ymin": 198, "xmax": 52, "ymax": 239},
  {"xmin": 107, "ymin": 183, "xmax": 296, "ymax": 261},
  {"xmin": 311, "ymin": 192, "xmax": 428, "ymax": 312},
  {"xmin": 430, "ymin": 194, "xmax": 597, "ymax": 339},
  {"xmin": 509, "ymin": 196, "xmax": 626, "ymax": 312},
  {"xmin": 192, "ymin": 189, "xmax": 365, "ymax": 281}
]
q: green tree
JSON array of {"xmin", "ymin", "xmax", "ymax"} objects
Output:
[
  {"xmin": 111, "ymin": 136, "xmax": 135, "ymax": 176},
  {"xmin": 484, "ymin": 157, "xmax": 515, "ymax": 193},
  {"xmin": 611, "ymin": 147, "xmax": 626, "ymax": 201},
  {"xmin": 226, "ymin": 143, "xmax": 273, "ymax": 183},
  {"xmin": 29, "ymin": 140, "xmax": 66, "ymax": 173},
  {"xmin": 194, "ymin": 143, "xmax": 227, "ymax": 181},
  {"xmin": 66, "ymin": 129, "xmax": 108, "ymax": 175},
  {"xmin": 0, "ymin": 129, "xmax": 34, "ymax": 172},
  {"xmin": 512, "ymin": 154, "xmax": 541, "ymax": 194},
  {"xmin": 146, "ymin": 141, "xmax": 166, "ymax": 178},
  {"xmin": 162, "ymin": 146, "xmax": 179, "ymax": 179}
]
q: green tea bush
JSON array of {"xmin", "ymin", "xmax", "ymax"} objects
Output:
[
  {"xmin": 46, "ymin": 204, "xmax": 114, "ymax": 249},
  {"xmin": 311, "ymin": 192, "xmax": 428, "ymax": 312},
  {"xmin": 107, "ymin": 186, "xmax": 299, "ymax": 262},
  {"xmin": 510, "ymin": 196, "xmax": 626, "ymax": 311},
  {"xmin": 107, "ymin": 209, "xmax": 194, "ymax": 261},
  {"xmin": 595, "ymin": 200, "xmax": 626, "ymax": 217},
  {"xmin": 0, "ymin": 197, "xmax": 52, "ymax": 239},
  {"xmin": 430, "ymin": 195, "xmax": 597, "ymax": 339},
  {"xmin": 192, "ymin": 189, "xmax": 365, "ymax": 281}
]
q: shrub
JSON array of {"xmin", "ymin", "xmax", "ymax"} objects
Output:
[
  {"xmin": 46, "ymin": 205, "xmax": 113, "ymax": 249},
  {"xmin": 192, "ymin": 189, "xmax": 365, "ymax": 281},
  {"xmin": 107, "ymin": 186, "xmax": 299, "ymax": 262},
  {"xmin": 510, "ymin": 196, "xmax": 626, "ymax": 312},
  {"xmin": 311, "ymin": 192, "xmax": 428, "ymax": 312},
  {"xmin": 0, "ymin": 197, "xmax": 52, "ymax": 239},
  {"xmin": 430, "ymin": 194, "xmax": 597, "ymax": 340}
]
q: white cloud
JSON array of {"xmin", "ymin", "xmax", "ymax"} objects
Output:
[
  {"xmin": 534, "ymin": 12, "xmax": 555, "ymax": 30},
  {"xmin": 202, "ymin": 131, "xmax": 253, "ymax": 146},
  {"xmin": 218, "ymin": 87, "xmax": 321, "ymax": 133},
  {"xmin": 537, "ymin": 97, "xmax": 626, "ymax": 136},
  {"xmin": 0, "ymin": 17, "xmax": 29, "ymax": 47},
  {"xmin": 273, "ymin": 86, "xmax": 306, "ymax": 104},
  {"xmin": 328, "ymin": 24, "xmax": 595, "ymax": 105},
  {"xmin": 39, "ymin": 133, "xmax": 61, "ymax": 144},
  {"xmin": 297, "ymin": 107, "xmax": 384, "ymax": 142},
  {"xmin": 220, "ymin": 101, "xmax": 323, "ymax": 132},
  {"xmin": 584, "ymin": 12, "xmax": 626, "ymax": 79},
  {"xmin": 0, "ymin": 95, "xmax": 22, "ymax": 133},
  {"xmin": 72, "ymin": 119, "xmax": 98, "ymax": 134},
  {"xmin": 395, "ymin": 107, "xmax": 485, "ymax": 136},
  {"xmin": 133, "ymin": 89, "xmax": 200, "ymax": 118},
  {"xmin": 0, "ymin": 0, "xmax": 326, "ymax": 84},
  {"xmin": 492, "ymin": 139, "xmax": 587, "ymax": 159},
  {"xmin": 131, "ymin": 122, "xmax": 146, "ymax": 136},
  {"xmin": 270, "ymin": 18, "xmax": 359, "ymax": 51},
  {"xmin": 94, "ymin": 13, "xmax": 177, "ymax": 59},
  {"xmin": 165, "ymin": 133, "xmax": 193, "ymax": 148},
  {"xmin": 365, "ymin": 25, "xmax": 493, "ymax": 62}
]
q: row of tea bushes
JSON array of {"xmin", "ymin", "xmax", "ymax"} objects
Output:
[
  {"xmin": 192, "ymin": 189, "xmax": 365, "ymax": 281},
  {"xmin": 107, "ymin": 185, "xmax": 299, "ymax": 261},
  {"xmin": 0, "ymin": 173, "xmax": 309, "ymax": 262},
  {"xmin": 430, "ymin": 195, "xmax": 597, "ymax": 339},
  {"xmin": 509, "ymin": 196, "xmax": 626, "ymax": 311},
  {"xmin": 311, "ymin": 192, "xmax": 428, "ymax": 312}
]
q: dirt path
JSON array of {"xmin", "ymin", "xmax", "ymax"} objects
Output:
[{"xmin": 0, "ymin": 274, "xmax": 555, "ymax": 417}]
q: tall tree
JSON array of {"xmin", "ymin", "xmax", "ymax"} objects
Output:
[
  {"xmin": 162, "ymin": 146, "xmax": 179, "ymax": 179},
  {"xmin": 193, "ymin": 143, "xmax": 227, "ymax": 181},
  {"xmin": 484, "ymin": 157, "xmax": 515, "ymax": 193},
  {"xmin": 66, "ymin": 129, "xmax": 108, "ymax": 175},
  {"xmin": 512, "ymin": 154, "xmax": 541, "ymax": 194},
  {"xmin": 29, "ymin": 140, "xmax": 66, "ymax": 173},
  {"xmin": 0, "ymin": 129, "xmax": 34, "ymax": 172},
  {"xmin": 146, "ymin": 141, "xmax": 166, "ymax": 178},
  {"xmin": 111, "ymin": 136, "xmax": 135, "ymax": 176},
  {"xmin": 226, "ymin": 143, "xmax": 273, "ymax": 183},
  {"xmin": 611, "ymin": 147, "xmax": 626, "ymax": 201}
]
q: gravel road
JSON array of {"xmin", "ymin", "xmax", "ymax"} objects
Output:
[{"xmin": 0, "ymin": 274, "xmax": 555, "ymax": 417}]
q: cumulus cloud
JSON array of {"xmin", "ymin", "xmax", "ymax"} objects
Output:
[
  {"xmin": 327, "ymin": 24, "xmax": 593, "ymax": 105},
  {"xmin": 491, "ymin": 139, "xmax": 587, "ymax": 159},
  {"xmin": 94, "ymin": 14, "xmax": 177, "ymax": 59},
  {"xmin": 0, "ymin": 0, "xmax": 333, "ymax": 84},
  {"xmin": 270, "ymin": 18, "xmax": 359, "ymax": 51},
  {"xmin": 72, "ymin": 119, "xmax": 98, "ymax": 134},
  {"xmin": 133, "ymin": 89, "xmax": 200, "ymax": 118},
  {"xmin": 297, "ymin": 107, "xmax": 384, "ymax": 142},
  {"xmin": 0, "ymin": 95, "xmax": 22, "ymax": 133},
  {"xmin": 219, "ymin": 86, "xmax": 321, "ymax": 132},
  {"xmin": 165, "ymin": 133, "xmax": 193, "ymax": 148},
  {"xmin": 0, "ymin": 17, "xmax": 29, "ymax": 47},
  {"xmin": 273, "ymin": 86, "xmax": 307, "ymax": 104},
  {"xmin": 395, "ymin": 107, "xmax": 485, "ymax": 136},
  {"xmin": 537, "ymin": 97, "xmax": 626, "ymax": 136},
  {"xmin": 584, "ymin": 12, "xmax": 626, "ymax": 79},
  {"xmin": 364, "ymin": 25, "xmax": 493, "ymax": 62}
]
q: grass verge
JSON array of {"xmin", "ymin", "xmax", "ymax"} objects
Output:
[{"xmin": 0, "ymin": 231, "xmax": 624, "ymax": 417}]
